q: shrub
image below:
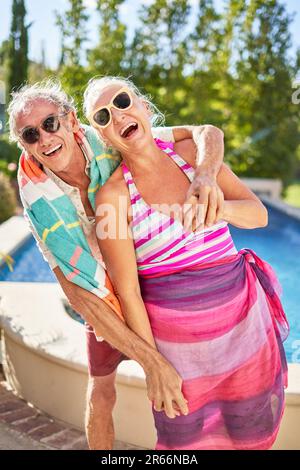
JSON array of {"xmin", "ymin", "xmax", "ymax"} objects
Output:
[
  {"xmin": 0, "ymin": 136, "xmax": 19, "ymax": 179},
  {"xmin": 0, "ymin": 172, "xmax": 17, "ymax": 223},
  {"xmin": 0, "ymin": 136, "xmax": 19, "ymax": 162}
]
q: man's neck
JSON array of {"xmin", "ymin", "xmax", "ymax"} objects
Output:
[{"xmin": 54, "ymin": 142, "xmax": 89, "ymax": 189}]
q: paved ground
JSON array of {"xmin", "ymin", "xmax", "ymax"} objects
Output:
[
  {"xmin": 0, "ymin": 369, "xmax": 144, "ymax": 451},
  {"xmin": 0, "ymin": 422, "xmax": 51, "ymax": 450}
]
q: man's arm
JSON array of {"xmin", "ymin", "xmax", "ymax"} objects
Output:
[
  {"xmin": 53, "ymin": 266, "xmax": 188, "ymax": 418},
  {"xmin": 154, "ymin": 125, "xmax": 224, "ymax": 230}
]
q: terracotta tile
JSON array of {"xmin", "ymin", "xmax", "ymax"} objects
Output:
[
  {"xmin": 12, "ymin": 415, "xmax": 50, "ymax": 433},
  {"xmin": 1, "ymin": 407, "xmax": 37, "ymax": 424},
  {"xmin": 29, "ymin": 422, "xmax": 66, "ymax": 440},
  {"xmin": 42, "ymin": 428, "xmax": 84, "ymax": 449},
  {"xmin": 0, "ymin": 400, "xmax": 26, "ymax": 414}
]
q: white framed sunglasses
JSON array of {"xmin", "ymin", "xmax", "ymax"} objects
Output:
[{"xmin": 89, "ymin": 87, "xmax": 133, "ymax": 129}]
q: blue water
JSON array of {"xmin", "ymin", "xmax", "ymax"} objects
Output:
[
  {"xmin": 0, "ymin": 205, "xmax": 299, "ymax": 362},
  {"xmin": 0, "ymin": 236, "xmax": 56, "ymax": 283}
]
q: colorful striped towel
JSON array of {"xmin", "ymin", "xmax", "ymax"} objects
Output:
[{"xmin": 18, "ymin": 125, "xmax": 123, "ymax": 321}]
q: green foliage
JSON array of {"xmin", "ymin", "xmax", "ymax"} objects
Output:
[
  {"xmin": 223, "ymin": 0, "xmax": 300, "ymax": 185},
  {"xmin": 0, "ymin": 136, "xmax": 19, "ymax": 162},
  {"xmin": 55, "ymin": 0, "xmax": 90, "ymax": 121},
  {"xmin": 59, "ymin": 65, "xmax": 91, "ymax": 122},
  {"xmin": 0, "ymin": 172, "xmax": 17, "ymax": 223},
  {"xmin": 88, "ymin": 0, "xmax": 127, "ymax": 76},
  {"xmin": 128, "ymin": 0, "xmax": 191, "ymax": 120},
  {"xmin": 7, "ymin": 0, "xmax": 31, "ymax": 95},
  {"xmin": 0, "ymin": 0, "xmax": 299, "ymax": 186},
  {"xmin": 56, "ymin": 0, "xmax": 89, "ymax": 67},
  {"xmin": 284, "ymin": 181, "xmax": 300, "ymax": 208},
  {"xmin": 0, "ymin": 136, "xmax": 19, "ymax": 179}
]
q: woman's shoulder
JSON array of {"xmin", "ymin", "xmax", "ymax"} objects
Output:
[
  {"xmin": 173, "ymin": 138, "xmax": 197, "ymax": 169},
  {"xmin": 96, "ymin": 166, "xmax": 129, "ymax": 207}
]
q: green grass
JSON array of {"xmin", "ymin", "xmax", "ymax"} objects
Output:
[{"xmin": 284, "ymin": 181, "xmax": 300, "ymax": 208}]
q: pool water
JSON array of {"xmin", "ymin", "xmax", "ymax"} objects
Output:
[
  {"xmin": 0, "ymin": 205, "xmax": 299, "ymax": 362},
  {"xmin": 230, "ymin": 205, "xmax": 300, "ymax": 364},
  {"xmin": 0, "ymin": 236, "xmax": 56, "ymax": 283}
]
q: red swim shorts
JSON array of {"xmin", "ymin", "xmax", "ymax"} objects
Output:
[{"xmin": 85, "ymin": 324, "xmax": 129, "ymax": 376}]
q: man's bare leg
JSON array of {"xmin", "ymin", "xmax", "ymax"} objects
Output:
[{"xmin": 85, "ymin": 371, "xmax": 117, "ymax": 450}]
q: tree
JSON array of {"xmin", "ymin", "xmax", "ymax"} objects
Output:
[
  {"xmin": 56, "ymin": 0, "xmax": 90, "ymax": 118},
  {"xmin": 183, "ymin": 0, "xmax": 224, "ymax": 125},
  {"xmin": 229, "ymin": 0, "xmax": 300, "ymax": 184},
  {"xmin": 128, "ymin": 0, "xmax": 191, "ymax": 122},
  {"xmin": 88, "ymin": 0, "xmax": 127, "ymax": 76},
  {"xmin": 28, "ymin": 42, "xmax": 50, "ymax": 83},
  {"xmin": 7, "ymin": 0, "xmax": 31, "ymax": 95},
  {"xmin": 56, "ymin": 0, "xmax": 89, "ymax": 67}
]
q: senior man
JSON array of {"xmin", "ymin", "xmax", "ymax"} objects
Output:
[{"xmin": 9, "ymin": 79, "xmax": 224, "ymax": 450}]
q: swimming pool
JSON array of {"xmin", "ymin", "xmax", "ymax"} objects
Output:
[{"xmin": 1, "ymin": 204, "xmax": 299, "ymax": 362}]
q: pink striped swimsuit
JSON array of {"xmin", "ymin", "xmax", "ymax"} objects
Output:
[
  {"xmin": 122, "ymin": 139, "xmax": 238, "ymax": 277},
  {"xmin": 121, "ymin": 139, "xmax": 288, "ymax": 450}
]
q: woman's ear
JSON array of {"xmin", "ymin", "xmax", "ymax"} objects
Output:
[
  {"xmin": 142, "ymin": 100, "xmax": 152, "ymax": 118},
  {"xmin": 97, "ymin": 129, "xmax": 112, "ymax": 148}
]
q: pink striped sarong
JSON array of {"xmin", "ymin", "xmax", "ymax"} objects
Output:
[{"xmin": 122, "ymin": 140, "xmax": 289, "ymax": 450}]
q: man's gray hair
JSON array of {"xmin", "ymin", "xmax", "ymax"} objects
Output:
[
  {"xmin": 83, "ymin": 76, "xmax": 164, "ymax": 127},
  {"xmin": 8, "ymin": 79, "xmax": 76, "ymax": 143}
]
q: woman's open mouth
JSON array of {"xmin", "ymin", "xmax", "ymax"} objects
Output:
[{"xmin": 120, "ymin": 122, "xmax": 139, "ymax": 140}]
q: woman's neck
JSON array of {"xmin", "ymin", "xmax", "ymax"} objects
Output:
[{"xmin": 121, "ymin": 138, "xmax": 164, "ymax": 176}]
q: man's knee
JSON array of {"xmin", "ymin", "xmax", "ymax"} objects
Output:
[{"xmin": 86, "ymin": 372, "xmax": 117, "ymax": 412}]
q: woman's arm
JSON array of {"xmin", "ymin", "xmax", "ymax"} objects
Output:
[
  {"xmin": 95, "ymin": 182, "xmax": 157, "ymax": 349},
  {"xmin": 217, "ymin": 164, "xmax": 268, "ymax": 229}
]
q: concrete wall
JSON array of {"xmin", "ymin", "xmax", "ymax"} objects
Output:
[{"xmin": 2, "ymin": 330, "xmax": 300, "ymax": 450}]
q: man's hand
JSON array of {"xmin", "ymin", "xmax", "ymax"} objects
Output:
[
  {"xmin": 53, "ymin": 266, "xmax": 188, "ymax": 419},
  {"xmin": 184, "ymin": 173, "xmax": 225, "ymax": 231},
  {"xmin": 145, "ymin": 356, "xmax": 189, "ymax": 419},
  {"xmin": 171, "ymin": 124, "xmax": 224, "ymax": 231}
]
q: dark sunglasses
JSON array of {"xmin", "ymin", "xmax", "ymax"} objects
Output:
[
  {"xmin": 19, "ymin": 111, "xmax": 69, "ymax": 144},
  {"xmin": 89, "ymin": 87, "xmax": 133, "ymax": 129}
]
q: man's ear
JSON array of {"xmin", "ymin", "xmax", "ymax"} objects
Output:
[{"xmin": 68, "ymin": 110, "xmax": 80, "ymax": 133}]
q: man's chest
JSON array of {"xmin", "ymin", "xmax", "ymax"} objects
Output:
[{"xmin": 79, "ymin": 188, "xmax": 94, "ymax": 218}]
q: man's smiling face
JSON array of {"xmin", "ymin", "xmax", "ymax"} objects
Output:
[{"xmin": 16, "ymin": 99, "xmax": 79, "ymax": 173}]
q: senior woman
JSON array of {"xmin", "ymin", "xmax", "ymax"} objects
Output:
[{"xmin": 84, "ymin": 77, "xmax": 289, "ymax": 450}]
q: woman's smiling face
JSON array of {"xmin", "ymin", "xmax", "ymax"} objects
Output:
[{"xmin": 90, "ymin": 84, "xmax": 153, "ymax": 154}]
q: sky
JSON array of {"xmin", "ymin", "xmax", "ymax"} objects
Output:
[{"xmin": 0, "ymin": 0, "xmax": 299, "ymax": 69}]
